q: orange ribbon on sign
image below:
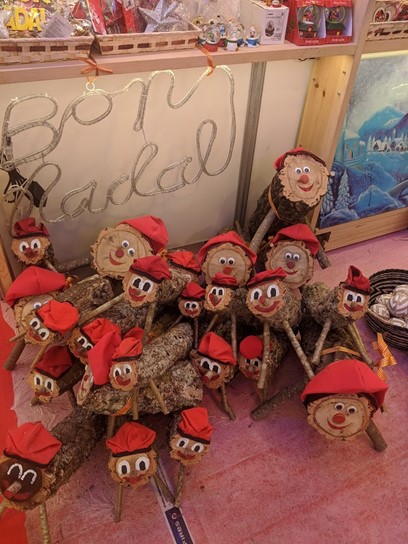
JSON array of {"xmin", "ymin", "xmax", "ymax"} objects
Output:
[
  {"xmin": 80, "ymin": 55, "xmax": 113, "ymax": 83},
  {"xmin": 372, "ymin": 333, "xmax": 397, "ymax": 381}
]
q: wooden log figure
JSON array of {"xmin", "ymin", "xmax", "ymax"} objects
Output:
[
  {"xmin": 166, "ymin": 250, "xmax": 202, "ymax": 283},
  {"xmin": 91, "ymin": 215, "xmax": 168, "ymax": 279},
  {"xmin": 0, "ymin": 408, "xmax": 105, "ymax": 538},
  {"xmin": 197, "ymin": 231, "xmax": 257, "ymax": 287},
  {"xmin": 300, "ymin": 358, "xmax": 388, "ymax": 451},
  {"xmin": 55, "ymin": 274, "xmax": 115, "ymax": 315},
  {"xmin": 68, "ymin": 317, "xmax": 121, "ymax": 364},
  {"xmin": 191, "ymin": 332, "xmax": 237, "ymax": 420},
  {"xmin": 247, "ymin": 147, "xmax": 329, "ymax": 254},
  {"xmin": 11, "ymin": 217, "xmax": 54, "ymax": 268},
  {"xmin": 302, "ymin": 265, "xmax": 373, "ymax": 366},
  {"xmin": 106, "ymin": 421, "xmax": 173, "ymax": 522},
  {"xmin": 176, "ymin": 282, "xmax": 206, "ymax": 349},
  {"xmin": 265, "ymin": 224, "xmax": 320, "ymax": 290},
  {"xmin": 169, "ymin": 407, "xmax": 214, "ymax": 507},
  {"xmin": 28, "ymin": 345, "xmax": 84, "ymax": 405},
  {"xmin": 246, "ymin": 268, "xmax": 314, "ymax": 389},
  {"xmin": 238, "ymin": 333, "xmax": 288, "ymax": 385}
]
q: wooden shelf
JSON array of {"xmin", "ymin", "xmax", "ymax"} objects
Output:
[
  {"xmin": 363, "ymin": 38, "xmax": 408, "ymax": 54},
  {"xmin": 0, "ymin": 41, "xmax": 359, "ymax": 85}
]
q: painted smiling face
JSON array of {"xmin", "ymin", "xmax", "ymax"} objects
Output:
[
  {"xmin": 91, "ymin": 224, "xmax": 153, "ymax": 279},
  {"xmin": 202, "ymin": 243, "xmax": 253, "ymax": 286},
  {"xmin": 11, "ymin": 235, "xmax": 51, "ymax": 266},
  {"xmin": 192, "ymin": 353, "xmax": 233, "ymax": 389},
  {"xmin": 25, "ymin": 312, "xmax": 57, "ymax": 345},
  {"xmin": 108, "ymin": 449, "xmax": 157, "ymax": 488},
  {"xmin": 178, "ymin": 297, "xmax": 203, "ymax": 318},
  {"xmin": 204, "ymin": 284, "xmax": 234, "ymax": 312},
  {"xmin": 13, "ymin": 294, "xmax": 55, "ymax": 334},
  {"xmin": 246, "ymin": 279, "xmax": 286, "ymax": 319},
  {"xmin": 306, "ymin": 394, "xmax": 373, "ymax": 440},
  {"xmin": 169, "ymin": 433, "xmax": 210, "ymax": 465},
  {"xmin": 28, "ymin": 372, "xmax": 59, "ymax": 403},
  {"xmin": 0, "ymin": 456, "xmax": 43, "ymax": 502},
  {"xmin": 238, "ymin": 354, "xmax": 262, "ymax": 380},
  {"xmin": 67, "ymin": 328, "xmax": 94, "ymax": 363},
  {"xmin": 266, "ymin": 241, "xmax": 314, "ymax": 289},
  {"xmin": 76, "ymin": 365, "xmax": 94, "ymax": 405},
  {"xmin": 123, "ymin": 271, "xmax": 159, "ymax": 308},
  {"xmin": 281, "ymin": 153, "xmax": 328, "ymax": 205},
  {"xmin": 109, "ymin": 360, "xmax": 138, "ymax": 391},
  {"xmin": 337, "ymin": 286, "xmax": 369, "ymax": 320}
]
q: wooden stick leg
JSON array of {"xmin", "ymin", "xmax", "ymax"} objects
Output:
[
  {"xmin": 44, "ymin": 259, "xmax": 58, "ymax": 272},
  {"xmin": 282, "ymin": 320, "xmax": 315, "ymax": 380},
  {"xmin": 148, "ymin": 379, "xmax": 169, "ymax": 415},
  {"xmin": 311, "ymin": 318, "xmax": 332, "ymax": 366},
  {"xmin": 67, "ymin": 388, "xmax": 77, "ymax": 408},
  {"xmin": 175, "ymin": 464, "xmax": 186, "ymax": 508},
  {"xmin": 365, "ymin": 419, "xmax": 387, "ymax": 452},
  {"xmin": 152, "ymin": 473, "xmax": 175, "ymax": 505},
  {"xmin": 249, "ymin": 208, "xmax": 276, "ymax": 253},
  {"xmin": 39, "ymin": 502, "xmax": 52, "ymax": 544},
  {"xmin": 114, "ymin": 483, "xmax": 125, "ymax": 523},
  {"xmin": 193, "ymin": 318, "xmax": 199, "ymax": 350},
  {"xmin": 78, "ymin": 293, "xmax": 125, "ymax": 327},
  {"xmin": 143, "ymin": 303, "xmax": 157, "ymax": 341},
  {"xmin": 347, "ymin": 323, "xmax": 374, "ymax": 368},
  {"xmin": 220, "ymin": 383, "xmax": 235, "ymax": 420},
  {"xmin": 204, "ymin": 314, "xmax": 219, "ymax": 335},
  {"xmin": 257, "ymin": 322, "xmax": 271, "ymax": 391},
  {"xmin": 3, "ymin": 338, "xmax": 25, "ymax": 370},
  {"xmin": 231, "ymin": 314, "xmax": 237, "ymax": 360},
  {"xmin": 251, "ymin": 378, "xmax": 308, "ymax": 420},
  {"xmin": 131, "ymin": 388, "xmax": 139, "ymax": 420},
  {"xmin": 8, "ymin": 330, "xmax": 26, "ymax": 343},
  {"xmin": 106, "ymin": 416, "xmax": 116, "ymax": 439}
]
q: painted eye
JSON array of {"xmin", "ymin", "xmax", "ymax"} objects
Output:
[
  {"xmin": 142, "ymin": 280, "xmax": 153, "ymax": 293},
  {"xmin": 176, "ymin": 438, "xmax": 189, "ymax": 448},
  {"xmin": 335, "ymin": 403, "xmax": 344, "ymax": 411},
  {"xmin": 121, "ymin": 240, "xmax": 130, "ymax": 248},
  {"xmin": 251, "ymin": 358, "xmax": 261, "ymax": 368},
  {"xmin": 211, "ymin": 363, "xmax": 221, "ymax": 374},
  {"xmin": 295, "ymin": 167, "xmax": 302, "ymax": 174},
  {"xmin": 347, "ymin": 405, "xmax": 358, "ymax": 415},
  {"xmin": 218, "ymin": 257, "xmax": 227, "ymax": 265},
  {"xmin": 132, "ymin": 276, "xmax": 142, "ymax": 289},
  {"xmin": 293, "ymin": 253, "xmax": 300, "ymax": 261},
  {"xmin": 192, "ymin": 442, "xmax": 204, "ymax": 453},
  {"xmin": 19, "ymin": 241, "xmax": 29, "ymax": 252},
  {"xmin": 190, "ymin": 302, "xmax": 198, "ymax": 310},
  {"xmin": 227, "ymin": 257, "xmax": 235, "ymax": 265},
  {"xmin": 250, "ymin": 288, "xmax": 262, "ymax": 302},
  {"xmin": 135, "ymin": 456, "xmax": 150, "ymax": 472},
  {"xmin": 30, "ymin": 318, "xmax": 41, "ymax": 330},
  {"xmin": 210, "ymin": 287, "xmax": 218, "ymax": 295},
  {"xmin": 124, "ymin": 365, "xmax": 132, "ymax": 375},
  {"xmin": 7, "ymin": 463, "xmax": 23, "ymax": 479},
  {"xmin": 22, "ymin": 469, "xmax": 37, "ymax": 485},
  {"xmin": 303, "ymin": 166, "xmax": 311, "ymax": 173},
  {"xmin": 77, "ymin": 336, "xmax": 93, "ymax": 351},
  {"xmin": 266, "ymin": 283, "xmax": 279, "ymax": 298},
  {"xmin": 355, "ymin": 294, "xmax": 365, "ymax": 304},
  {"xmin": 285, "ymin": 252, "xmax": 292, "ymax": 260},
  {"xmin": 184, "ymin": 302, "xmax": 191, "ymax": 310},
  {"xmin": 127, "ymin": 247, "xmax": 135, "ymax": 257},
  {"xmin": 346, "ymin": 292, "xmax": 354, "ymax": 302},
  {"xmin": 34, "ymin": 374, "xmax": 42, "ymax": 386},
  {"xmin": 31, "ymin": 239, "xmax": 41, "ymax": 250},
  {"xmin": 39, "ymin": 328, "xmax": 50, "ymax": 340},
  {"xmin": 117, "ymin": 460, "xmax": 130, "ymax": 476},
  {"xmin": 114, "ymin": 367, "xmax": 122, "ymax": 377},
  {"xmin": 217, "ymin": 288, "xmax": 224, "ymax": 296},
  {"xmin": 200, "ymin": 357, "xmax": 211, "ymax": 370},
  {"xmin": 32, "ymin": 301, "xmax": 42, "ymax": 309},
  {"xmin": 44, "ymin": 379, "xmax": 54, "ymax": 391}
]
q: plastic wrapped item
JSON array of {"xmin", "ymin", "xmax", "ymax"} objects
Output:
[
  {"xmin": 0, "ymin": 4, "xmax": 12, "ymax": 37},
  {"xmin": 100, "ymin": 0, "xmax": 126, "ymax": 33},
  {"xmin": 139, "ymin": 0, "xmax": 189, "ymax": 33},
  {"xmin": 196, "ymin": 0, "xmax": 240, "ymax": 25}
]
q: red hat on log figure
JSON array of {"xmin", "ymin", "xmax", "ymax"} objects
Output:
[
  {"xmin": 211, "ymin": 273, "xmax": 239, "ymax": 288},
  {"xmin": 177, "ymin": 407, "xmax": 214, "ymax": 444},
  {"xmin": 5, "ymin": 267, "xmax": 67, "ymax": 307},
  {"xmin": 180, "ymin": 282, "xmax": 206, "ymax": 300},
  {"xmin": 166, "ymin": 251, "xmax": 201, "ymax": 273},
  {"xmin": 129, "ymin": 255, "xmax": 172, "ymax": 282},
  {"xmin": 35, "ymin": 346, "xmax": 74, "ymax": 379},
  {"xmin": 88, "ymin": 331, "xmax": 121, "ymax": 385},
  {"xmin": 112, "ymin": 336, "xmax": 143, "ymax": 362},
  {"xmin": 81, "ymin": 318, "xmax": 121, "ymax": 344},
  {"xmin": 239, "ymin": 335, "xmax": 263, "ymax": 359},
  {"xmin": 13, "ymin": 217, "xmax": 50, "ymax": 238},
  {"xmin": 197, "ymin": 332, "xmax": 236, "ymax": 366},
  {"xmin": 106, "ymin": 422, "xmax": 156, "ymax": 456},
  {"xmin": 271, "ymin": 224, "xmax": 320, "ymax": 256},
  {"xmin": 37, "ymin": 301, "xmax": 79, "ymax": 334},
  {"xmin": 301, "ymin": 359, "xmax": 388, "ymax": 410},
  {"xmin": 119, "ymin": 216, "xmax": 168, "ymax": 254},
  {"xmin": 274, "ymin": 147, "xmax": 326, "ymax": 171},
  {"xmin": 341, "ymin": 265, "xmax": 371, "ymax": 294},
  {"xmin": 197, "ymin": 231, "xmax": 257, "ymax": 265},
  {"xmin": 247, "ymin": 267, "xmax": 287, "ymax": 287},
  {"xmin": 4, "ymin": 422, "xmax": 62, "ymax": 467}
]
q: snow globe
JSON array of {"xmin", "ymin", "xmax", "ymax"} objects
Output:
[
  {"xmin": 225, "ymin": 22, "xmax": 243, "ymax": 51},
  {"xmin": 204, "ymin": 24, "xmax": 221, "ymax": 51},
  {"xmin": 245, "ymin": 24, "xmax": 260, "ymax": 46}
]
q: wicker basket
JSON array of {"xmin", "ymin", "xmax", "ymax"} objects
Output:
[
  {"xmin": 94, "ymin": 23, "xmax": 200, "ymax": 55},
  {"xmin": 366, "ymin": 268, "xmax": 408, "ymax": 351},
  {"xmin": 366, "ymin": 20, "xmax": 408, "ymax": 41},
  {"xmin": 0, "ymin": 35, "xmax": 94, "ymax": 65}
]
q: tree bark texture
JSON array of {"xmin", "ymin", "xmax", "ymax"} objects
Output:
[{"xmin": 56, "ymin": 275, "xmax": 114, "ymax": 315}]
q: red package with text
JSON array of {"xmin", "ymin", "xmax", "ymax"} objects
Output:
[
  {"xmin": 101, "ymin": 0, "xmax": 126, "ymax": 34},
  {"xmin": 118, "ymin": 0, "xmax": 137, "ymax": 33},
  {"xmin": 86, "ymin": 0, "xmax": 107, "ymax": 34}
]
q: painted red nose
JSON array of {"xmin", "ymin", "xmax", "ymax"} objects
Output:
[
  {"xmin": 333, "ymin": 413, "xmax": 346, "ymax": 424},
  {"xmin": 223, "ymin": 266, "xmax": 232, "ymax": 274},
  {"xmin": 287, "ymin": 261, "xmax": 295, "ymax": 269},
  {"xmin": 299, "ymin": 174, "xmax": 309, "ymax": 184},
  {"xmin": 115, "ymin": 249, "xmax": 124, "ymax": 258}
]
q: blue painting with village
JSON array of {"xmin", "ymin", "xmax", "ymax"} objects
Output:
[{"xmin": 318, "ymin": 54, "xmax": 408, "ymax": 228}]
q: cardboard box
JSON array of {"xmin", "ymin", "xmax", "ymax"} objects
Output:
[
  {"xmin": 325, "ymin": 0, "xmax": 353, "ymax": 44},
  {"xmin": 240, "ymin": 0, "xmax": 289, "ymax": 45},
  {"xmin": 285, "ymin": 0, "xmax": 326, "ymax": 46}
]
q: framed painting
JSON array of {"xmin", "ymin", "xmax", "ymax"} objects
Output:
[{"xmin": 314, "ymin": 52, "xmax": 408, "ymax": 250}]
